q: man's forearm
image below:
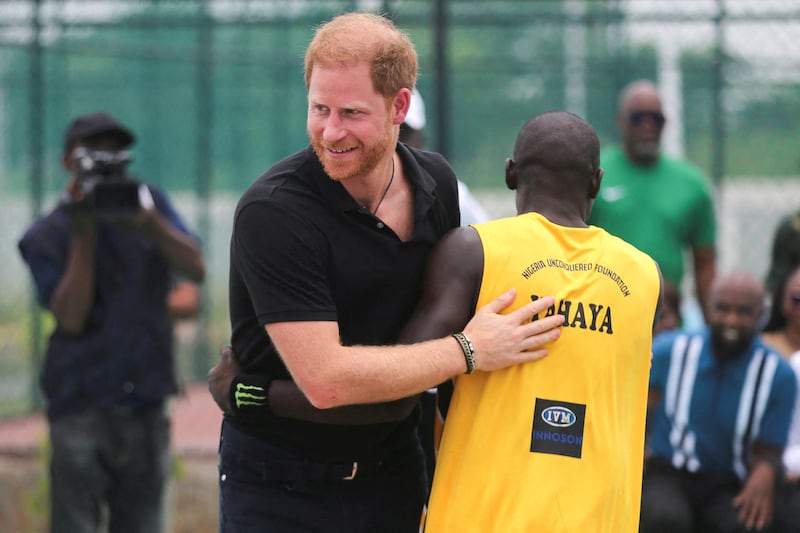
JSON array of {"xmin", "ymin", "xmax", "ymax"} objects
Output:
[
  {"xmin": 693, "ymin": 245, "xmax": 716, "ymax": 322},
  {"xmin": 208, "ymin": 346, "xmax": 420, "ymax": 424},
  {"xmin": 267, "ymin": 379, "xmax": 420, "ymax": 424},
  {"xmin": 49, "ymin": 222, "xmax": 96, "ymax": 333},
  {"xmin": 143, "ymin": 210, "xmax": 206, "ymax": 283},
  {"xmin": 272, "ymin": 294, "xmax": 563, "ymax": 409}
]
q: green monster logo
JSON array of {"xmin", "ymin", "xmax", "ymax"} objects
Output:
[{"xmin": 234, "ymin": 382, "xmax": 267, "ymax": 408}]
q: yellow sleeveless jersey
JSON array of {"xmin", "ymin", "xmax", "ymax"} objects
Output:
[{"xmin": 425, "ymin": 212, "xmax": 660, "ymax": 533}]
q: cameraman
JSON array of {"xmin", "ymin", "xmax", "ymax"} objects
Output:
[{"xmin": 18, "ymin": 111, "xmax": 205, "ymax": 533}]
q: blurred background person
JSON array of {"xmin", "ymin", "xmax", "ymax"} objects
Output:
[
  {"xmin": 17, "ymin": 111, "xmax": 206, "ymax": 533},
  {"xmin": 765, "ymin": 209, "xmax": 800, "ymax": 295},
  {"xmin": 763, "ymin": 265, "xmax": 800, "ymax": 357},
  {"xmin": 588, "ymin": 79, "xmax": 716, "ymax": 330},
  {"xmin": 761, "ymin": 265, "xmax": 800, "ymax": 529},
  {"xmin": 642, "ymin": 271, "xmax": 796, "ymax": 533},
  {"xmin": 415, "ymin": 110, "xmax": 661, "ymax": 532}
]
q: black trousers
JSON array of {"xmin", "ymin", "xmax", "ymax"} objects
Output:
[
  {"xmin": 640, "ymin": 458, "xmax": 787, "ymax": 533},
  {"xmin": 218, "ymin": 419, "xmax": 428, "ymax": 533},
  {"xmin": 49, "ymin": 408, "xmax": 170, "ymax": 533},
  {"xmin": 776, "ymin": 480, "xmax": 800, "ymax": 533}
]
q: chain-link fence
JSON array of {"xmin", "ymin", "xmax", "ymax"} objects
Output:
[{"xmin": 2, "ymin": 0, "xmax": 799, "ymax": 415}]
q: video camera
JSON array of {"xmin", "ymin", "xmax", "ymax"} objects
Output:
[{"xmin": 67, "ymin": 147, "xmax": 144, "ymax": 215}]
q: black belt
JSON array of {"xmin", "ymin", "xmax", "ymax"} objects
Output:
[
  {"xmin": 221, "ymin": 418, "xmax": 421, "ymax": 482},
  {"xmin": 230, "ymin": 453, "xmax": 401, "ymax": 482}
]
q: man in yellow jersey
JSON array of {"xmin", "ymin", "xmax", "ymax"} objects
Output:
[{"xmin": 401, "ymin": 111, "xmax": 663, "ymax": 532}]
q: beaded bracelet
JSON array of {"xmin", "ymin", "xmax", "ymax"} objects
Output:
[{"xmin": 452, "ymin": 332, "xmax": 476, "ymax": 374}]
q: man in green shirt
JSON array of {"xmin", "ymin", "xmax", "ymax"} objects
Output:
[{"xmin": 588, "ymin": 79, "xmax": 716, "ymax": 324}]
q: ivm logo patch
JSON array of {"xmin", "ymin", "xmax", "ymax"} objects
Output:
[{"xmin": 530, "ymin": 398, "xmax": 586, "ymax": 458}]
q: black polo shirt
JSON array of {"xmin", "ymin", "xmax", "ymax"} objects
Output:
[{"xmin": 228, "ymin": 143, "xmax": 460, "ymax": 461}]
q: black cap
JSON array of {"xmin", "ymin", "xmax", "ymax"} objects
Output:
[{"xmin": 63, "ymin": 112, "xmax": 135, "ymax": 152}]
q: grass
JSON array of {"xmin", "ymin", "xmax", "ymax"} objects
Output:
[{"xmin": 0, "ymin": 447, "xmax": 219, "ymax": 533}]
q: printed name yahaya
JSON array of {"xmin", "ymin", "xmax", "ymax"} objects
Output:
[
  {"xmin": 521, "ymin": 259, "xmax": 631, "ymax": 297},
  {"xmin": 530, "ymin": 294, "xmax": 614, "ymax": 334}
]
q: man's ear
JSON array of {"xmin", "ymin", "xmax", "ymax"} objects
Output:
[
  {"xmin": 392, "ymin": 88, "xmax": 412, "ymax": 126},
  {"xmin": 505, "ymin": 158, "xmax": 517, "ymax": 191},
  {"xmin": 589, "ymin": 168, "xmax": 603, "ymax": 199}
]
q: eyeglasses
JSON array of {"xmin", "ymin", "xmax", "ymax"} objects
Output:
[{"xmin": 629, "ymin": 110, "xmax": 665, "ymax": 127}]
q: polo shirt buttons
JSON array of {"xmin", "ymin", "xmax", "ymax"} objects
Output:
[
  {"xmin": 123, "ymin": 381, "xmax": 135, "ymax": 393},
  {"xmin": 376, "ymin": 222, "xmax": 385, "ymax": 229}
]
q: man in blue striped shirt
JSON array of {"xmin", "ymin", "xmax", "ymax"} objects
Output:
[{"xmin": 642, "ymin": 271, "xmax": 797, "ymax": 533}]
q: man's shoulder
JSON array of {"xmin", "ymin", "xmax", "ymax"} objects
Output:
[
  {"xmin": 600, "ymin": 146, "xmax": 710, "ymax": 185},
  {"xmin": 757, "ymin": 341, "xmax": 800, "ymax": 378},
  {"xmin": 597, "ymin": 146, "xmax": 637, "ymax": 189},
  {"xmin": 19, "ymin": 208, "xmax": 68, "ymax": 244},
  {"xmin": 140, "ymin": 182, "xmax": 175, "ymax": 210},
  {"xmin": 266, "ymin": 147, "xmax": 313, "ymax": 176},
  {"xmin": 401, "ymin": 144, "xmax": 456, "ymax": 185},
  {"xmin": 754, "ymin": 345, "xmax": 800, "ymax": 407},
  {"xmin": 237, "ymin": 148, "xmax": 313, "ymax": 207},
  {"xmin": 400, "ymin": 144, "xmax": 460, "ymax": 227},
  {"xmin": 408, "ymin": 145, "xmax": 450, "ymax": 168},
  {"xmin": 658, "ymin": 154, "xmax": 710, "ymax": 185},
  {"xmin": 17, "ymin": 208, "xmax": 72, "ymax": 270},
  {"xmin": 653, "ymin": 329, "xmax": 708, "ymax": 357},
  {"xmin": 255, "ymin": 148, "xmax": 312, "ymax": 186}
]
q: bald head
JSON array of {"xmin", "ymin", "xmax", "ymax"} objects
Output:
[
  {"xmin": 619, "ymin": 80, "xmax": 662, "ymax": 114},
  {"xmin": 513, "ymin": 111, "xmax": 599, "ymax": 179},
  {"xmin": 506, "ymin": 111, "xmax": 601, "ymax": 226},
  {"xmin": 709, "ymin": 271, "xmax": 765, "ymax": 307},
  {"xmin": 618, "ymin": 80, "xmax": 665, "ymax": 165},
  {"xmin": 707, "ymin": 271, "xmax": 766, "ymax": 361}
]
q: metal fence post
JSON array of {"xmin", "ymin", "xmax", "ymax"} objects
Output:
[
  {"xmin": 27, "ymin": 0, "xmax": 44, "ymax": 411},
  {"xmin": 193, "ymin": 0, "xmax": 214, "ymax": 381}
]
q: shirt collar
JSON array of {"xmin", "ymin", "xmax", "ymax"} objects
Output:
[{"xmin": 305, "ymin": 143, "xmax": 441, "ymax": 220}]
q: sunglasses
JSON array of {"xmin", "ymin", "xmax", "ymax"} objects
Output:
[{"xmin": 629, "ymin": 110, "xmax": 665, "ymax": 127}]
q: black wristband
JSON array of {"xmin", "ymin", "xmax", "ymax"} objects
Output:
[
  {"xmin": 229, "ymin": 374, "xmax": 273, "ymax": 416},
  {"xmin": 452, "ymin": 332, "xmax": 476, "ymax": 374}
]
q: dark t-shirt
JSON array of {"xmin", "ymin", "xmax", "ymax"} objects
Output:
[
  {"xmin": 228, "ymin": 144, "xmax": 459, "ymax": 461},
  {"xmin": 18, "ymin": 185, "xmax": 193, "ymax": 419}
]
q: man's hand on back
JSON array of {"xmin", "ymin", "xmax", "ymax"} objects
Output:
[{"xmin": 208, "ymin": 345, "xmax": 240, "ymax": 416}]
